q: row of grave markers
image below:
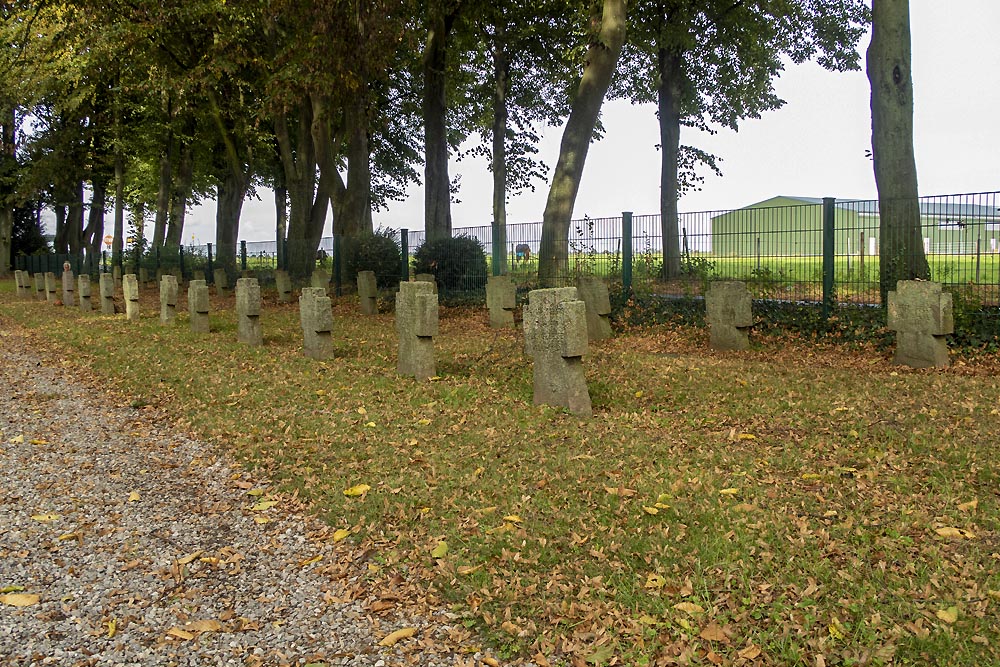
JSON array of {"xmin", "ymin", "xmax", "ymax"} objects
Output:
[{"xmin": 11, "ymin": 268, "xmax": 954, "ymax": 418}]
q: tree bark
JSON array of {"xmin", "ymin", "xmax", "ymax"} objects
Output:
[
  {"xmin": 0, "ymin": 106, "xmax": 14, "ymax": 275},
  {"xmin": 491, "ymin": 16, "xmax": 509, "ymax": 275},
  {"xmin": 113, "ymin": 146, "xmax": 125, "ymax": 268},
  {"xmin": 423, "ymin": 7, "xmax": 459, "ymax": 241},
  {"xmin": 215, "ymin": 169, "xmax": 247, "ymax": 281},
  {"xmin": 152, "ymin": 134, "xmax": 174, "ymax": 248},
  {"xmin": 275, "ymin": 182, "xmax": 287, "ymax": 269},
  {"xmin": 867, "ymin": 0, "xmax": 929, "ymax": 304},
  {"xmin": 658, "ymin": 48, "xmax": 683, "ymax": 280},
  {"xmin": 537, "ymin": 0, "xmax": 627, "ymax": 286},
  {"xmin": 82, "ymin": 180, "xmax": 106, "ymax": 271},
  {"xmin": 54, "ymin": 205, "xmax": 67, "ymax": 254},
  {"xmin": 165, "ymin": 143, "xmax": 193, "ymax": 248},
  {"xmin": 67, "ymin": 181, "xmax": 85, "ymax": 255}
]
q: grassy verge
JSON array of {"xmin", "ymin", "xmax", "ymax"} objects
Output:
[{"xmin": 2, "ymin": 279, "xmax": 999, "ymax": 666}]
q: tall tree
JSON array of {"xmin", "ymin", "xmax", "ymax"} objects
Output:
[
  {"xmin": 867, "ymin": 0, "xmax": 928, "ymax": 303},
  {"xmin": 616, "ymin": 0, "xmax": 868, "ymax": 280},
  {"xmin": 537, "ymin": 0, "xmax": 627, "ymax": 286}
]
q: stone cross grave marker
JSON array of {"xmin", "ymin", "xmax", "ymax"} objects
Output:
[
  {"xmin": 14, "ymin": 270, "xmax": 28, "ymax": 298},
  {"xmin": 574, "ymin": 276, "xmax": 613, "ymax": 340},
  {"xmin": 188, "ymin": 279, "xmax": 210, "ymax": 333},
  {"xmin": 310, "ymin": 269, "xmax": 330, "ymax": 289},
  {"xmin": 99, "ymin": 273, "xmax": 115, "ymax": 315},
  {"xmin": 486, "ymin": 275, "xmax": 516, "ymax": 328},
  {"xmin": 358, "ymin": 271, "xmax": 378, "ymax": 315},
  {"xmin": 299, "ymin": 287, "xmax": 334, "ymax": 359},
  {"xmin": 236, "ymin": 277, "xmax": 263, "ymax": 345},
  {"xmin": 887, "ymin": 280, "xmax": 953, "ymax": 368},
  {"xmin": 705, "ymin": 281, "xmax": 753, "ymax": 351},
  {"xmin": 214, "ymin": 269, "xmax": 229, "ymax": 296},
  {"xmin": 44, "ymin": 272, "xmax": 58, "ymax": 303},
  {"xmin": 159, "ymin": 274, "xmax": 179, "ymax": 325},
  {"xmin": 33, "ymin": 272, "xmax": 45, "ymax": 301},
  {"xmin": 123, "ymin": 274, "xmax": 140, "ymax": 322},
  {"xmin": 77, "ymin": 275, "xmax": 92, "ymax": 313},
  {"xmin": 61, "ymin": 263, "xmax": 75, "ymax": 307},
  {"xmin": 112, "ymin": 265, "xmax": 122, "ymax": 290},
  {"xmin": 138, "ymin": 267, "xmax": 149, "ymax": 285},
  {"xmin": 523, "ymin": 287, "xmax": 592, "ymax": 416},
  {"xmin": 275, "ymin": 270, "xmax": 293, "ymax": 304},
  {"xmin": 414, "ymin": 273, "xmax": 438, "ymax": 293},
  {"xmin": 395, "ymin": 281, "xmax": 438, "ymax": 380}
]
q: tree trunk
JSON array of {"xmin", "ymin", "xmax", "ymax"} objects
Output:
[
  {"xmin": 113, "ymin": 147, "xmax": 125, "ymax": 268},
  {"xmin": 423, "ymin": 8, "xmax": 457, "ymax": 241},
  {"xmin": 165, "ymin": 143, "xmax": 193, "ymax": 248},
  {"xmin": 491, "ymin": 17, "xmax": 509, "ymax": 275},
  {"xmin": 0, "ymin": 107, "xmax": 14, "ymax": 275},
  {"xmin": 152, "ymin": 134, "xmax": 174, "ymax": 248},
  {"xmin": 537, "ymin": 0, "xmax": 627, "ymax": 286},
  {"xmin": 215, "ymin": 169, "xmax": 247, "ymax": 281},
  {"xmin": 275, "ymin": 183, "xmax": 287, "ymax": 269},
  {"xmin": 54, "ymin": 205, "xmax": 68, "ymax": 254},
  {"xmin": 67, "ymin": 181, "xmax": 85, "ymax": 256},
  {"xmin": 658, "ymin": 48, "xmax": 683, "ymax": 280},
  {"xmin": 867, "ymin": 0, "xmax": 928, "ymax": 304},
  {"xmin": 82, "ymin": 180, "xmax": 106, "ymax": 270},
  {"xmin": 277, "ymin": 101, "xmax": 322, "ymax": 280}
]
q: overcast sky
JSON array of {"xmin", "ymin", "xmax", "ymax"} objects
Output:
[{"xmin": 183, "ymin": 1, "xmax": 1000, "ymax": 246}]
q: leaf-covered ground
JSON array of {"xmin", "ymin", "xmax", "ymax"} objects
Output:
[{"xmin": 2, "ymin": 281, "xmax": 999, "ymax": 666}]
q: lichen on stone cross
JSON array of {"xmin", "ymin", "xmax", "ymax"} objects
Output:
[
  {"xmin": 887, "ymin": 280, "xmax": 953, "ymax": 368},
  {"xmin": 395, "ymin": 281, "xmax": 438, "ymax": 380},
  {"xmin": 705, "ymin": 281, "xmax": 753, "ymax": 351},
  {"xmin": 523, "ymin": 287, "xmax": 592, "ymax": 416}
]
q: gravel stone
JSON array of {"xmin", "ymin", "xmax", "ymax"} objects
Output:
[{"xmin": 0, "ymin": 329, "xmax": 538, "ymax": 666}]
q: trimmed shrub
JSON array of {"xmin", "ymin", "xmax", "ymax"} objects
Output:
[
  {"xmin": 348, "ymin": 228, "xmax": 402, "ymax": 289},
  {"xmin": 412, "ymin": 235, "xmax": 489, "ymax": 292}
]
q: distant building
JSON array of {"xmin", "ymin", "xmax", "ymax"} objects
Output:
[{"xmin": 710, "ymin": 195, "xmax": 1000, "ymax": 257}]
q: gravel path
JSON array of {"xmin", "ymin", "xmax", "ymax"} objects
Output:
[{"xmin": 0, "ymin": 327, "xmax": 503, "ymax": 667}]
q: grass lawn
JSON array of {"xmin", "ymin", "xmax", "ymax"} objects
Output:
[{"xmin": 2, "ymin": 278, "xmax": 999, "ymax": 666}]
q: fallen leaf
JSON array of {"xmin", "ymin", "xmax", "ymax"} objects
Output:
[
  {"xmin": 738, "ymin": 645, "xmax": 762, "ymax": 660},
  {"xmin": 250, "ymin": 500, "xmax": 279, "ymax": 511},
  {"xmin": 253, "ymin": 517, "xmax": 270, "ymax": 524},
  {"xmin": 299, "ymin": 554, "xmax": 323, "ymax": 567},
  {"xmin": 343, "ymin": 484, "xmax": 371, "ymax": 497},
  {"xmin": 9, "ymin": 435, "xmax": 24, "ymax": 444},
  {"xmin": 128, "ymin": 491, "xmax": 141, "ymax": 502},
  {"xmin": 737, "ymin": 433, "xmax": 756, "ymax": 441},
  {"xmin": 176, "ymin": 551, "xmax": 203, "ymax": 566},
  {"xmin": 457, "ymin": 564, "xmax": 482, "ymax": 575},
  {"xmin": 604, "ymin": 486, "xmax": 637, "ymax": 497},
  {"xmin": 503, "ymin": 514, "xmax": 523, "ymax": 524},
  {"xmin": 0, "ymin": 586, "xmax": 25, "ymax": 593},
  {"xmin": 642, "ymin": 506, "xmax": 659, "ymax": 515},
  {"xmin": 801, "ymin": 473, "xmax": 822, "ymax": 480},
  {"xmin": 958, "ymin": 499, "xmax": 978, "ymax": 512},
  {"xmin": 936, "ymin": 606, "xmax": 959, "ymax": 624},
  {"xmin": 0, "ymin": 593, "xmax": 40, "ymax": 607},
  {"xmin": 719, "ymin": 488, "xmax": 739, "ymax": 496},
  {"xmin": 166, "ymin": 627, "xmax": 194, "ymax": 640},
  {"xmin": 246, "ymin": 488, "xmax": 265, "ymax": 497},
  {"xmin": 333, "ymin": 529, "xmax": 350, "ymax": 541},
  {"xmin": 935, "ymin": 526, "xmax": 975, "ymax": 539},
  {"xmin": 645, "ymin": 574, "xmax": 666, "ymax": 589},
  {"xmin": 30, "ymin": 514, "xmax": 60, "ymax": 523},
  {"xmin": 673, "ymin": 602, "xmax": 704, "ymax": 615},
  {"xmin": 106, "ymin": 618, "xmax": 117, "ymax": 638},
  {"xmin": 29, "ymin": 439, "xmax": 48, "ymax": 445},
  {"xmin": 417, "ymin": 418, "xmax": 431, "ymax": 425},
  {"xmin": 585, "ymin": 645, "xmax": 615, "ymax": 664},
  {"xmin": 828, "ymin": 618, "xmax": 846, "ymax": 640},
  {"xmin": 379, "ymin": 627, "xmax": 417, "ymax": 646},
  {"xmin": 699, "ymin": 623, "xmax": 728, "ymax": 642},
  {"xmin": 186, "ymin": 619, "xmax": 223, "ymax": 633},
  {"xmin": 431, "ymin": 541, "xmax": 448, "ymax": 558}
]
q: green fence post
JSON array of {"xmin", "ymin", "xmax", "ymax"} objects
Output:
[
  {"xmin": 622, "ymin": 211, "xmax": 633, "ymax": 296},
  {"xmin": 207, "ymin": 243, "xmax": 214, "ymax": 283},
  {"xmin": 400, "ymin": 228, "xmax": 409, "ymax": 282},
  {"xmin": 240, "ymin": 240, "xmax": 248, "ymax": 271},
  {"xmin": 822, "ymin": 197, "xmax": 836, "ymax": 320}
]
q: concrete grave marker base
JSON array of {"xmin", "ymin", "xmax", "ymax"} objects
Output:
[
  {"xmin": 77, "ymin": 275, "xmax": 92, "ymax": 313},
  {"xmin": 275, "ymin": 270, "xmax": 293, "ymax": 304},
  {"xmin": 123, "ymin": 274, "xmax": 140, "ymax": 322},
  {"xmin": 99, "ymin": 273, "xmax": 116, "ymax": 315},
  {"xmin": 159, "ymin": 275, "xmax": 179, "ymax": 325}
]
